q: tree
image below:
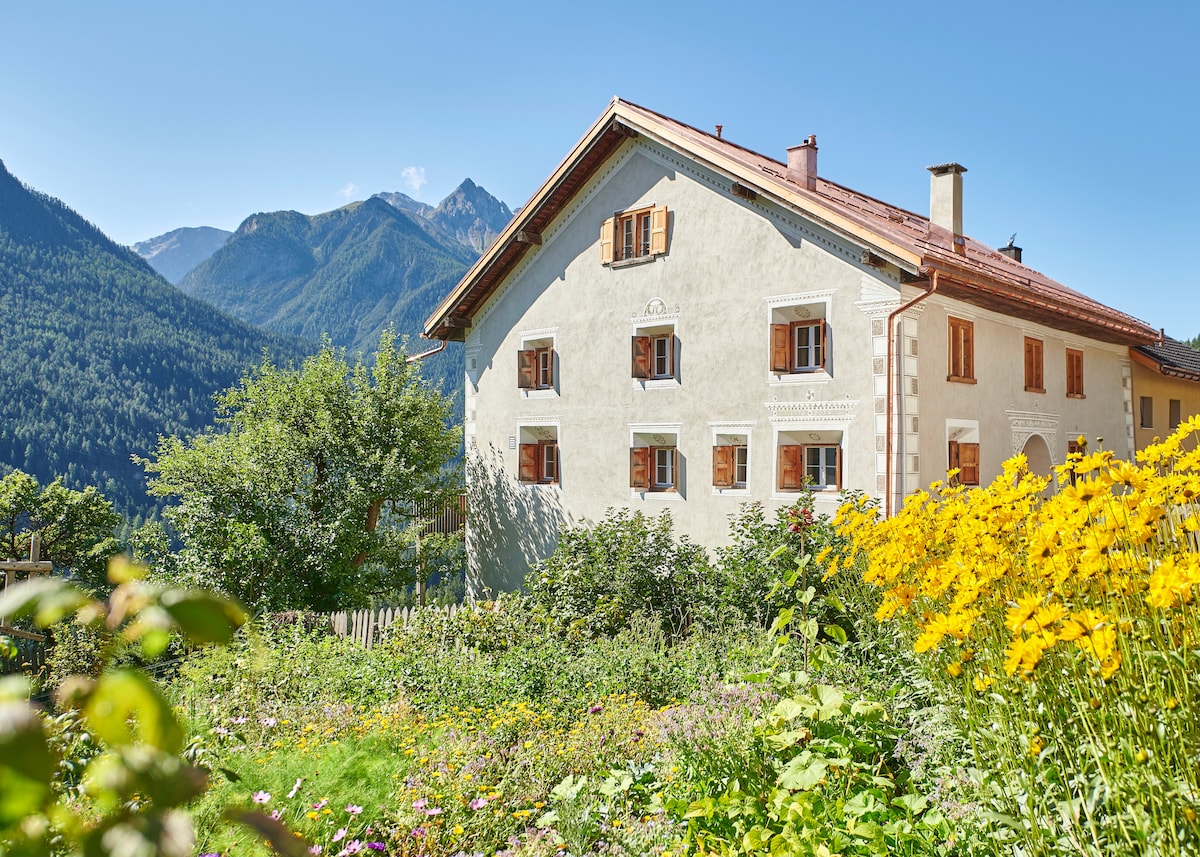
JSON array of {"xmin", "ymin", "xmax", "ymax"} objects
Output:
[
  {"xmin": 137, "ymin": 330, "xmax": 461, "ymax": 612},
  {"xmin": 0, "ymin": 469, "xmax": 121, "ymax": 593}
]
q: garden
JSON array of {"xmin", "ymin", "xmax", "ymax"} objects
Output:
[{"xmin": 4, "ymin": 417, "xmax": 1200, "ymax": 857}]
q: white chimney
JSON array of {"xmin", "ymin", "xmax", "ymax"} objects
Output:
[
  {"xmin": 927, "ymin": 162, "xmax": 966, "ymax": 238},
  {"xmin": 787, "ymin": 135, "xmax": 818, "ymax": 191}
]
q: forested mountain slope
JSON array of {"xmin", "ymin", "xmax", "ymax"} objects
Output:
[{"xmin": 0, "ymin": 159, "xmax": 309, "ymax": 516}]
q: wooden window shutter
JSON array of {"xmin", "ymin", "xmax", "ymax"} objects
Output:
[
  {"xmin": 518, "ymin": 443, "xmax": 538, "ymax": 483},
  {"xmin": 632, "ymin": 335, "xmax": 651, "ymax": 379},
  {"xmin": 963, "ymin": 323, "xmax": 974, "ymax": 379},
  {"xmin": 670, "ymin": 333, "xmax": 679, "ymax": 377},
  {"xmin": 836, "ymin": 445, "xmax": 843, "ymax": 490},
  {"xmin": 671, "ymin": 447, "xmax": 680, "ymax": 491},
  {"xmin": 960, "ymin": 442, "xmax": 980, "ymax": 486},
  {"xmin": 820, "ymin": 321, "xmax": 830, "ymax": 371},
  {"xmin": 630, "ymin": 447, "xmax": 650, "ymax": 489},
  {"xmin": 770, "ymin": 324, "xmax": 791, "ymax": 372},
  {"xmin": 778, "ymin": 445, "xmax": 803, "ymax": 490},
  {"xmin": 600, "ymin": 217, "xmax": 615, "ymax": 264},
  {"xmin": 948, "ymin": 440, "xmax": 961, "ymax": 475},
  {"xmin": 650, "ymin": 205, "xmax": 669, "ymax": 255},
  {"xmin": 517, "ymin": 349, "xmax": 536, "ymax": 389},
  {"xmin": 712, "ymin": 445, "xmax": 733, "ymax": 488},
  {"xmin": 1024, "ymin": 338, "xmax": 1035, "ymax": 387}
]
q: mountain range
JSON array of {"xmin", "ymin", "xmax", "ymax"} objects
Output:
[
  {"xmin": 132, "ymin": 226, "xmax": 233, "ymax": 284},
  {"xmin": 0, "ymin": 159, "xmax": 307, "ymax": 517}
]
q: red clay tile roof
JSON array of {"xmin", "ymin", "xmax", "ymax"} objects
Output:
[{"xmin": 426, "ymin": 98, "xmax": 1157, "ymax": 346}]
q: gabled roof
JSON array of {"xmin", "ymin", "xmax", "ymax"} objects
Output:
[
  {"xmin": 425, "ymin": 98, "xmax": 1157, "ymax": 346},
  {"xmin": 1133, "ymin": 337, "xmax": 1200, "ymax": 382}
]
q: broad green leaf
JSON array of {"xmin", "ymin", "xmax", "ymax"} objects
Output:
[
  {"xmin": 795, "ymin": 618, "xmax": 819, "ymax": 641},
  {"xmin": 0, "ymin": 577, "xmax": 92, "ymax": 628},
  {"xmin": 764, "ymin": 729, "xmax": 811, "ymax": 750},
  {"xmin": 849, "ymin": 699, "xmax": 886, "ymax": 721},
  {"xmin": 83, "ymin": 669, "xmax": 183, "ymax": 753},
  {"xmin": 812, "ymin": 685, "xmax": 846, "ymax": 720},
  {"xmin": 777, "ymin": 751, "xmax": 828, "ymax": 791},
  {"xmin": 742, "ymin": 825, "xmax": 772, "ymax": 851},
  {"xmin": 822, "ymin": 624, "xmax": 847, "ymax": 645},
  {"xmin": 770, "ymin": 698, "xmax": 808, "ymax": 723},
  {"xmin": 892, "ymin": 793, "xmax": 928, "ymax": 815},
  {"xmin": 158, "ymin": 590, "xmax": 246, "ymax": 644},
  {"xmin": 0, "ymin": 701, "xmax": 56, "ymax": 825}
]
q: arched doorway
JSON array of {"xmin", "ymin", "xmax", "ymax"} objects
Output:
[{"xmin": 1021, "ymin": 433, "xmax": 1054, "ymax": 493}]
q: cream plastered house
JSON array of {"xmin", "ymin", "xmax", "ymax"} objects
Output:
[{"xmin": 424, "ymin": 98, "xmax": 1158, "ymax": 593}]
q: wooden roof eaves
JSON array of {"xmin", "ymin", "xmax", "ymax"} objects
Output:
[
  {"xmin": 424, "ymin": 102, "xmax": 627, "ymax": 339},
  {"xmin": 919, "ymin": 258, "xmax": 1159, "ymax": 347},
  {"xmin": 1131, "ymin": 346, "xmax": 1200, "ymax": 383}
]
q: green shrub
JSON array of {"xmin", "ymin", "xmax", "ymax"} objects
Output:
[{"xmin": 527, "ymin": 508, "xmax": 715, "ymax": 638}]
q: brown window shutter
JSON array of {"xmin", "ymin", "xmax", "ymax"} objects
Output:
[
  {"xmin": 712, "ymin": 445, "xmax": 733, "ymax": 488},
  {"xmin": 778, "ymin": 445, "xmax": 803, "ymax": 490},
  {"xmin": 948, "ymin": 440, "xmax": 961, "ymax": 474},
  {"xmin": 819, "ymin": 320, "xmax": 830, "ymax": 371},
  {"xmin": 600, "ymin": 217, "xmax": 614, "ymax": 264},
  {"xmin": 669, "ymin": 333, "xmax": 678, "ymax": 377},
  {"xmin": 630, "ymin": 446, "xmax": 649, "ymax": 489},
  {"xmin": 963, "ymin": 323, "xmax": 974, "ymax": 379},
  {"xmin": 632, "ymin": 335, "xmax": 651, "ymax": 379},
  {"xmin": 771, "ymin": 324, "xmax": 791, "ymax": 372},
  {"xmin": 650, "ymin": 205, "xmax": 669, "ymax": 255},
  {"xmin": 518, "ymin": 443, "xmax": 538, "ymax": 483},
  {"xmin": 517, "ymin": 349, "xmax": 535, "ymax": 389},
  {"xmin": 835, "ymin": 445, "xmax": 843, "ymax": 490},
  {"xmin": 1024, "ymin": 338, "xmax": 1034, "ymax": 387},
  {"xmin": 960, "ymin": 442, "xmax": 980, "ymax": 486}
]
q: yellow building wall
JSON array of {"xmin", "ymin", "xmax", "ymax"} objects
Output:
[{"xmin": 1130, "ymin": 358, "xmax": 1200, "ymax": 451}]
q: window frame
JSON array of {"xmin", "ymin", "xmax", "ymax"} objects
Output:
[
  {"xmin": 518, "ymin": 438, "xmax": 560, "ymax": 485},
  {"xmin": 947, "ymin": 440, "xmax": 980, "ymax": 487},
  {"xmin": 601, "ymin": 205, "xmax": 669, "ymax": 265},
  {"xmin": 630, "ymin": 444, "xmax": 678, "ymax": 493},
  {"xmin": 770, "ymin": 319, "xmax": 829, "ymax": 374},
  {"xmin": 777, "ymin": 443, "xmax": 842, "ymax": 492},
  {"xmin": 1023, "ymin": 336, "xmax": 1045, "ymax": 393},
  {"xmin": 632, "ymin": 329, "xmax": 678, "ymax": 383},
  {"xmin": 517, "ymin": 333, "xmax": 557, "ymax": 395},
  {"xmin": 1140, "ymin": 396, "xmax": 1154, "ymax": 430},
  {"xmin": 1170, "ymin": 398, "xmax": 1182, "ymax": 430},
  {"xmin": 947, "ymin": 316, "xmax": 976, "ymax": 383},
  {"xmin": 1066, "ymin": 348, "xmax": 1085, "ymax": 398}
]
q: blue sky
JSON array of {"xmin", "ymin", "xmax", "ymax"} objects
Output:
[{"xmin": 3, "ymin": 1, "xmax": 1198, "ymax": 337}]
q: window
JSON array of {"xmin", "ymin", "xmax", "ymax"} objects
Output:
[
  {"xmin": 778, "ymin": 444, "xmax": 841, "ymax": 491},
  {"xmin": 1023, "ymin": 337, "xmax": 1044, "ymax": 392},
  {"xmin": 518, "ymin": 439, "xmax": 559, "ymax": 484},
  {"xmin": 1066, "ymin": 348, "xmax": 1084, "ymax": 397},
  {"xmin": 600, "ymin": 205, "xmax": 669, "ymax": 264},
  {"xmin": 948, "ymin": 440, "xmax": 980, "ymax": 486},
  {"xmin": 1170, "ymin": 399, "xmax": 1182, "ymax": 430},
  {"xmin": 630, "ymin": 445, "xmax": 678, "ymax": 492},
  {"xmin": 1140, "ymin": 396, "xmax": 1154, "ymax": 429},
  {"xmin": 947, "ymin": 317, "xmax": 975, "ymax": 382},
  {"xmin": 632, "ymin": 330, "xmax": 677, "ymax": 381},
  {"xmin": 771, "ymin": 320, "xmax": 829, "ymax": 373},
  {"xmin": 517, "ymin": 345, "xmax": 555, "ymax": 390},
  {"xmin": 712, "ymin": 444, "xmax": 749, "ymax": 489}
]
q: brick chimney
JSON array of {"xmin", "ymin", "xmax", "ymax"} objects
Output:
[
  {"xmin": 787, "ymin": 135, "xmax": 818, "ymax": 191},
  {"xmin": 997, "ymin": 238, "xmax": 1023, "ymax": 263},
  {"xmin": 927, "ymin": 162, "xmax": 967, "ymax": 238}
]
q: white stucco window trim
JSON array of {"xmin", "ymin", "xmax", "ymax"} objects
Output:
[
  {"xmin": 768, "ymin": 402, "xmax": 856, "ymax": 502},
  {"xmin": 518, "ymin": 327, "xmax": 559, "ymax": 400},
  {"xmin": 631, "ymin": 304, "xmax": 681, "ymax": 390},
  {"xmin": 765, "ymin": 289, "xmax": 837, "ymax": 384},
  {"xmin": 629, "ymin": 423, "xmax": 683, "ymax": 501},
  {"xmin": 710, "ymin": 421, "xmax": 755, "ymax": 497}
]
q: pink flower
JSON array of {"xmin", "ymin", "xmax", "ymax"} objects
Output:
[
  {"xmin": 231, "ymin": 716, "xmax": 247, "ymax": 725},
  {"xmin": 339, "ymin": 842, "xmax": 362, "ymax": 855},
  {"xmin": 345, "ymin": 804, "xmax": 363, "ymax": 815},
  {"xmin": 313, "ymin": 799, "xmax": 329, "ymax": 810},
  {"xmin": 252, "ymin": 791, "xmax": 271, "ymax": 804},
  {"xmin": 424, "ymin": 807, "xmax": 443, "ymax": 816},
  {"xmin": 308, "ymin": 847, "xmax": 322, "ymax": 855},
  {"xmin": 412, "ymin": 798, "xmax": 427, "ymax": 810},
  {"xmin": 469, "ymin": 797, "xmax": 487, "ymax": 810},
  {"xmin": 332, "ymin": 828, "xmax": 347, "ymax": 843},
  {"xmin": 270, "ymin": 809, "xmax": 283, "ymax": 820}
]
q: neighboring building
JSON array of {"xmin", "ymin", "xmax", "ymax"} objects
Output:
[
  {"xmin": 424, "ymin": 98, "xmax": 1158, "ymax": 593},
  {"xmin": 1131, "ymin": 338, "xmax": 1200, "ymax": 451}
]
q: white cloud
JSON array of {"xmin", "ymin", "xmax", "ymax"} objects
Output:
[
  {"xmin": 401, "ymin": 166, "xmax": 427, "ymax": 195},
  {"xmin": 337, "ymin": 181, "xmax": 359, "ymax": 200}
]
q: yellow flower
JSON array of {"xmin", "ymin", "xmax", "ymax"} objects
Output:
[{"xmin": 945, "ymin": 662, "xmax": 963, "ymax": 677}]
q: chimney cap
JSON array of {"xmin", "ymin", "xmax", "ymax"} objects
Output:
[
  {"xmin": 927, "ymin": 162, "xmax": 967, "ymax": 176},
  {"xmin": 787, "ymin": 134, "xmax": 818, "ymax": 153}
]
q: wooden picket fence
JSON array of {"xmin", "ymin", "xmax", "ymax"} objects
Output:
[{"xmin": 325, "ymin": 603, "xmax": 472, "ymax": 650}]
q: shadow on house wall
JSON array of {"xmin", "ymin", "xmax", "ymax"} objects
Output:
[{"xmin": 465, "ymin": 443, "xmax": 569, "ymax": 597}]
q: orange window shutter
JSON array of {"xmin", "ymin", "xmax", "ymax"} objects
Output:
[
  {"xmin": 632, "ymin": 336, "xmax": 651, "ymax": 379},
  {"xmin": 600, "ymin": 217, "xmax": 614, "ymax": 264},
  {"xmin": 650, "ymin": 205, "xmax": 669, "ymax": 255},
  {"xmin": 712, "ymin": 445, "xmax": 733, "ymax": 488},
  {"xmin": 771, "ymin": 324, "xmax": 791, "ymax": 372},
  {"xmin": 960, "ymin": 442, "xmax": 980, "ymax": 485},
  {"xmin": 1024, "ymin": 339, "xmax": 1034, "ymax": 385},
  {"xmin": 518, "ymin": 444, "xmax": 538, "ymax": 483},
  {"xmin": 963, "ymin": 324, "xmax": 974, "ymax": 378},
  {"xmin": 630, "ymin": 447, "xmax": 649, "ymax": 489},
  {"xmin": 779, "ymin": 445, "xmax": 803, "ymax": 490},
  {"xmin": 948, "ymin": 440, "xmax": 960, "ymax": 472},
  {"xmin": 820, "ymin": 320, "xmax": 830, "ymax": 371},
  {"xmin": 517, "ymin": 349, "xmax": 535, "ymax": 389}
]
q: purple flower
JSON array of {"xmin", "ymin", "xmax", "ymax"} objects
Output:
[
  {"xmin": 588, "ymin": 705, "xmax": 603, "ymax": 714},
  {"xmin": 346, "ymin": 803, "xmax": 363, "ymax": 815},
  {"xmin": 332, "ymin": 828, "xmax": 347, "ymax": 843},
  {"xmin": 252, "ymin": 791, "xmax": 271, "ymax": 804},
  {"xmin": 201, "ymin": 853, "xmax": 220, "ymax": 857},
  {"xmin": 469, "ymin": 797, "xmax": 487, "ymax": 810},
  {"xmin": 366, "ymin": 845, "xmax": 386, "ymax": 852},
  {"xmin": 411, "ymin": 827, "xmax": 426, "ymax": 838}
]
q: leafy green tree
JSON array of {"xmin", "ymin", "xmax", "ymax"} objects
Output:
[
  {"xmin": 138, "ymin": 330, "xmax": 460, "ymax": 612},
  {"xmin": 0, "ymin": 470, "xmax": 121, "ymax": 593}
]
